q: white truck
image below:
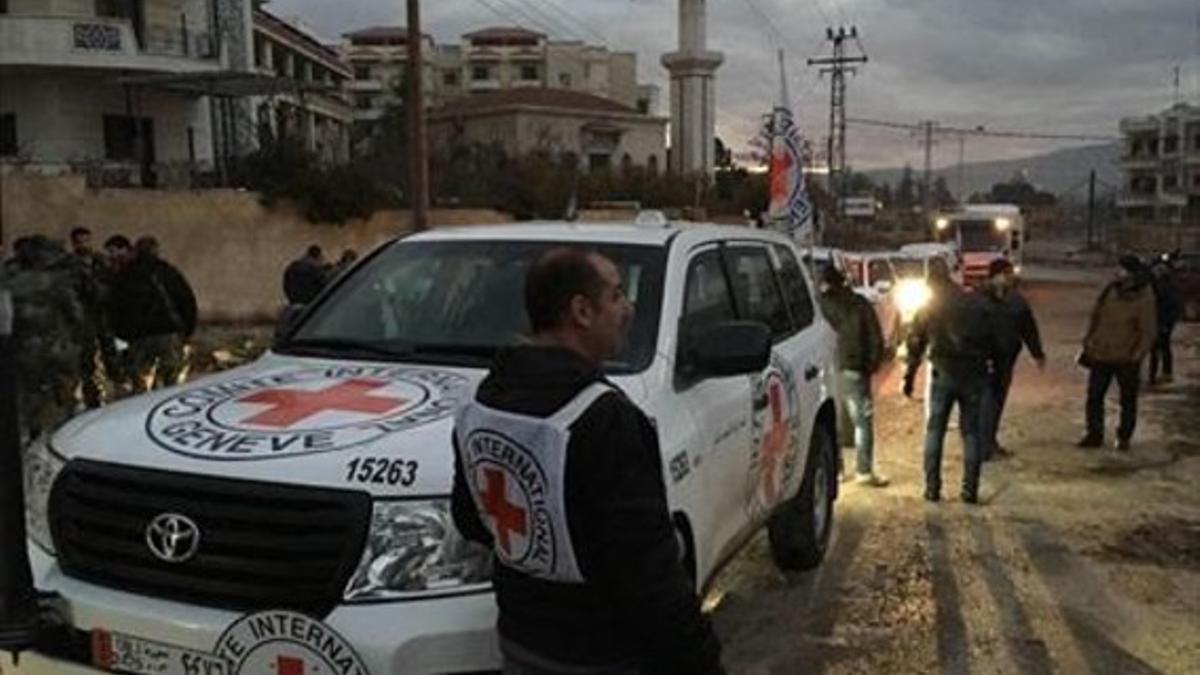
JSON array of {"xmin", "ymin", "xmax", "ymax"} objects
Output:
[
  {"xmin": 935, "ymin": 204, "xmax": 1026, "ymax": 287},
  {"xmin": 10, "ymin": 221, "xmax": 842, "ymax": 675}
]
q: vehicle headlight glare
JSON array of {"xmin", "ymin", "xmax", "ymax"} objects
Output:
[
  {"xmin": 935, "ymin": 217, "xmax": 950, "ymax": 230},
  {"xmin": 995, "ymin": 217, "xmax": 1012, "ymax": 231},
  {"xmin": 895, "ymin": 279, "xmax": 932, "ymax": 322},
  {"xmin": 344, "ymin": 500, "xmax": 492, "ymax": 601},
  {"xmin": 24, "ymin": 437, "xmax": 66, "ymax": 554}
]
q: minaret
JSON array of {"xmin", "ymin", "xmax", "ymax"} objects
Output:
[{"xmin": 662, "ymin": 0, "xmax": 724, "ymax": 176}]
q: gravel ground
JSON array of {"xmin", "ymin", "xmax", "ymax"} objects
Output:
[{"xmin": 711, "ymin": 278, "xmax": 1200, "ymax": 675}]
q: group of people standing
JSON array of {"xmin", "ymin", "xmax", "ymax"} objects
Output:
[
  {"xmin": 283, "ymin": 244, "xmax": 358, "ymax": 305},
  {"xmin": 818, "ymin": 251, "xmax": 1182, "ymax": 505},
  {"xmin": 1, "ymin": 227, "xmax": 196, "ymax": 443}
]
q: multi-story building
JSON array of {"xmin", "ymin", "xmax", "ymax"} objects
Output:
[
  {"xmin": 0, "ymin": 0, "xmax": 247, "ymax": 186},
  {"xmin": 1118, "ymin": 102, "xmax": 1200, "ymax": 225},
  {"xmin": 339, "ymin": 24, "xmax": 658, "ymax": 129},
  {"xmin": 340, "ymin": 25, "xmax": 436, "ymax": 147},
  {"xmin": 251, "ymin": 5, "xmax": 351, "ymax": 163}
]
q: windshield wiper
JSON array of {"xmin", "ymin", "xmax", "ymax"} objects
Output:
[{"xmin": 276, "ymin": 337, "xmax": 414, "ymax": 360}]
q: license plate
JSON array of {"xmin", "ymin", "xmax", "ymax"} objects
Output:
[{"xmin": 91, "ymin": 630, "xmax": 230, "ymax": 675}]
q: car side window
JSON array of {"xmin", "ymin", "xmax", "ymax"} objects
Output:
[
  {"xmin": 869, "ymin": 259, "xmax": 894, "ymax": 285},
  {"xmin": 725, "ymin": 245, "xmax": 792, "ymax": 340},
  {"xmin": 772, "ymin": 244, "xmax": 815, "ymax": 330},
  {"xmin": 929, "ymin": 256, "xmax": 950, "ymax": 279},
  {"xmin": 682, "ymin": 248, "xmax": 736, "ymax": 332}
]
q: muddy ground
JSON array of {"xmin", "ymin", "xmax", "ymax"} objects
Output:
[{"xmin": 711, "ymin": 279, "xmax": 1200, "ymax": 675}]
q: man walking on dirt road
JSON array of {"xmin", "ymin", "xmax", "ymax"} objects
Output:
[
  {"xmin": 1078, "ymin": 255, "xmax": 1157, "ymax": 451},
  {"xmin": 980, "ymin": 259, "xmax": 1046, "ymax": 461},
  {"xmin": 903, "ymin": 265, "xmax": 1000, "ymax": 504}
]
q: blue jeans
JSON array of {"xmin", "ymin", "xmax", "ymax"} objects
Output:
[
  {"xmin": 925, "ymin": 366, "xmax": 985, "ymax": 497},
  {"xmin": 980, "ymin": 357, "xmax": 1015, "ymax": 458},
  {"xmin": 841, "ymin": 370, "xmax": 875, "ymax": 475}
]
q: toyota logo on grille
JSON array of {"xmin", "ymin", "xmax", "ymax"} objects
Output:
[{"xmin": 145, "ymin": 513, "xmax": 201, "ymax": 564}]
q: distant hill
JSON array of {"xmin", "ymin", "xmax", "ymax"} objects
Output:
[{"xmin": 863, "ymin": 143, "xmax": 1121, "ymax": 199}]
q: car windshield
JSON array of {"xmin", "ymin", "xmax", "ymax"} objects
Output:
[
  {"xmin": 889, "ymin": 258, "xmax": 925, "ymax": 279},
  {"xmin": 958, "ymin": 220, "xmax": 1008, "ymax": 252},
  {"xmin": 285, "ymin": 240, "xmax": 667, "ymax": 373}
]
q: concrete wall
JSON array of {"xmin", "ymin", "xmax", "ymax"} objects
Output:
[{"xmin": 1, "ymin": 171, "xmax": 512, "ymax": 322}]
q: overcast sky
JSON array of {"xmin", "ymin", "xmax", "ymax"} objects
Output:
[{"xmin": 271, "ymin": 0, "xmax": 1199, "ymax": 170}]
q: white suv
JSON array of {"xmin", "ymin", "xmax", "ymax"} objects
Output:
[{"xmin": 13, "ymin": 222, "xmax": 841, "ymax": 675}]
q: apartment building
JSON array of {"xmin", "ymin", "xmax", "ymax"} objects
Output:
[
  {"xmin": 251, "ymin": 5, "xmax": 351, "ymax": 163},
  {"xmin": 0, "ymin": 0, "xmax": 244, "ymax": 186},
  {"xmin": 1118, "ymin": 103, "xmax": 1200, "ymax": 225}
]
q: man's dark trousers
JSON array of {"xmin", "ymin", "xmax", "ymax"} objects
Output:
[
  {"xmin": 925, "ymin": 367, "xmax": 985, "ymax": 498},
  {"xmin": 1085, "ymin": 362, "xmax": 1140, "ymax": 442},
  {"xmin": 980, "ymin": 355, "xmax": 1016, "ymax": 459}
]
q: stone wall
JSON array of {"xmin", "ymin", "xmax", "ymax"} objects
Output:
[{"xmin": 1, "ymin": 171, "xmax": 511, "ymax": 322}]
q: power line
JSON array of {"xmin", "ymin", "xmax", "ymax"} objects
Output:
[
  {"xmin": 470, "ymin": 0, "xmax": 514, "ymax": 24},
  {"xmin": 527, "ymin": 0, "xmax": 609, "ymax": 45},
  {"xmin": 508, "ymin": 0, "xmax": 586, "ymax": 41},
  {"xmin": 809, "ymin": 26, "xmax": 868, "ymax": 227},
  {"xmin": 847, "ymin": 117, "xmax": 1118, "ymax": 142},
  {"xmin": 488, "ymin": 0, "xmax": 559, "ymax": 36}
]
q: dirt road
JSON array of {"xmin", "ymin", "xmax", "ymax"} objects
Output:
[{"xmin": 712, "ymin": 278, "xmax": 1200, "ymax": 675}]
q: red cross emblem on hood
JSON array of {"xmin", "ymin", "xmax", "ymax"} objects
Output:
[{"xmin": 237, "ymin": 378, "xmax": 407, "ymax": 428}]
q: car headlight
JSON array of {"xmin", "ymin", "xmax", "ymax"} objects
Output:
[
  {"xmin": 344, "ymin": 500, "xmax": 492, "ymax": 602},
  {"xmin": 895, "ymin": 279, "xmax": 932, "ymax": 323},
  {"xmin": 24, "ymin": 436, "xmax": 67, "ymax": 554}
]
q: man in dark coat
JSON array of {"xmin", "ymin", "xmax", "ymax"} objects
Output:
[
  {"xmin": 1148, "ymin": 258, "xmax": 1180, "ymax": 385},
  {"xmin": 979, "ymin": 259, "xmax": 1045, "ymax": 460},
  {"xmin": 452, "ymin": 248, "xmax": 724, "ymax": 675},
  {"xmin": 903, "ymin": 265, "xmax": 1001, "ymax": 504},
  {"xmin": 819, "ymin": 266, "xmax": 888, "ymax": 487},
  {"xmin": 283, "ymin": 245, "xmax": 329, "ymax": 305},
  {"xmin": 108, "ymin": 237, "xmax": 197, "ymax": 392}
]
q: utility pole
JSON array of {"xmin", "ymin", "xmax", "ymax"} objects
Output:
[
  {"xmin": 808, "ymin": 26, "xmax": 867, "ymax": 229},
  {"xmin": 406, "ymin": 0, "xmax": 429, "ymax": 231},
  {"xmin": 1086, "ymin": 169, "xmax": 1096, "ymax": 250},
  {"xmin": 917, "ymin": 120, "xmax": 937, "ymax": 221}
]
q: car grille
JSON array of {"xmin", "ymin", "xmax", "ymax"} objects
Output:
[{"xmin": 49, "ymin": 459, "xmax": 371, "ymax": 616}]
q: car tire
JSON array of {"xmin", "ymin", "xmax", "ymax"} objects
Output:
[{"xmin": 767, "ymin": 423, "xmax": 836, "ymax": 572}]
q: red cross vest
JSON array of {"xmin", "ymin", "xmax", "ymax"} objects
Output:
[{"xmin": 454, "ymin": 382, "xmax": 614, "ymax": 585}]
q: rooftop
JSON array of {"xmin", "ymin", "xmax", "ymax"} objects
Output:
[
  {"xmin": 464, "ymin": 26, "xmax": 546, "ymax": 41},
  {"xmin": 431, "ymin": 88, "xmax": 639, "ymax": 116}
]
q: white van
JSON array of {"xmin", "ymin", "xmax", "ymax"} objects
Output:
[{"xmin": 11, "ymin": 222, "xmax": 842, "ymax": 675}]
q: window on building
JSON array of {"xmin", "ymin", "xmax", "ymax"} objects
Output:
[
  {"xmin": 620, "ymin": 153, "xmax": 633, "ymax": 172},
  {"xmin": 1164, "ymin": 174, "xmax": 1179, "ymax": 190},
  {"xmin": 588, "ymin": 153, "xmax": 611, "ymax": 171},
  {"xmin": 355, "ymin": 95, "xmax": 373, "ymax": 110},
  {"xmin": 1148, "ymin": 138, "xmax": 1160, "ymax": 156},
  {"xmin": 1194, "ymin": 134, "xmax": 1200, "ymax": 151},
  {"xmin": 519, "ymin": 65, "xmax": 539, "ymax": 81},
  {"xmin": 443, "ymin": 70, "xmax": 459, "ymax": 86},
  {"xmin": 102, "ymin": 114, "xmax": 153, "ymax": 161},
  {"xmin": 558, "ymin": 73, "xmax": 572, "ymax": 88},
  {"xmin": 1164, "ymin": 136, "xmax": 1179, "ymax": 154},
  {"xmin": 354, "ymin": 65, "xmax": 371, "ymax": 80},
  {"xmin": 472, "ymin": 65, "xmax": 491, "ymax": 81},
  {"xmin": 583, "ymin": 63, "xmax": 592, "ymax": 80},
  {"xmin": 0, "ymin": 114, "xmax": 16, "ymax": 156},
  {"xmin": 0, "ymin": 0, "xmax": 7, "ymax": 14},
  {"xmin": 647, "ymin": 154, "xmax": 658, "ymax": 173},
  {"xmin": 1130, "ymin": 140, "xmax": 1143, "ymax": 157},
  {"xmin": 637, "ymin": 99, "xmax": 650, "ymax": 115}
]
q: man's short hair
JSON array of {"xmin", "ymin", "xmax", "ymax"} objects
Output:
[
  {"xmin": 306, "ymin": 245, "xmax": 323, "ymax": 258},
  {"xmin": 988, "ymin": 258, "xmax": 1014, "ymax": 278},
  {"xmin": 525, "ymin": 247, "xmax": 608, "ymax": 333},
  {"xmin": 70, "ymin": 226, "xmax": 92, "ymax": 241},
  {"xmin": 820, "ymin": 264, "xmax": 846, "ymax": 287},
  {"xmin": 104, "ymin": 235, "xmax": 132, "ymax": 250}
]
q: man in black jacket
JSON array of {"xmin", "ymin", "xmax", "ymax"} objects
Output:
[
  {"xmin": 108, "ymin": 237, "xmax": 197, "ymax": 392},
  {"xmin": 979, "ymin": 259, "xmax": 1045, "ymax": 460},
  {"xmin": 283, "ymin": 245, "xmax": 329, "ymax": 305},
  {"xmin": 903, "ymin": 266, "xmax": 1000, "ymax": 504},
  {"xmin": 1149, "ymin": 258, "xmax": 1179, "ymax": 385},
  {"xmin": 452, "ymin": 248, "xmax": 724, "ymax": 675},
  {"xmin": 818, "ymin": 266, "xmax": 888, "ymax": 487}
]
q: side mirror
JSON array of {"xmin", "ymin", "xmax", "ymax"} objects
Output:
[
  {"xmin": 274, "ymin": 304, "xmax": 306, "ymax": 342},
  {"xmin": 683, "ymin": 321, "xmax": 771, "ymax": 379}
]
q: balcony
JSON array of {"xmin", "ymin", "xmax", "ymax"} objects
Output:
[
  {"xmin": 467, "ymin": 78, "xmax": 502, "ymax": 92},
  {"xmin": 1119, "ymin": 116, "xmax": 1159, "ymax": 134},
  {"xmin": 1117, "ymin": 191, "xmax": 1156, "ymax": 207},
  {"xmin": 346, "ymin": 78, "xmax": 384, "ymax": 92},
  {"xmin": 1120, "ymin": 154, "xmax": 1157, "ymax": 169},
  {"xmin": 0, "ymin": 14, "xmax": 219, "ymax": 74}
]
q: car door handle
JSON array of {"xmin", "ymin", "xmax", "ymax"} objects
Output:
[{"xmin": 804, "ymin": 365, "xmax": 820, "ymax": 382}]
